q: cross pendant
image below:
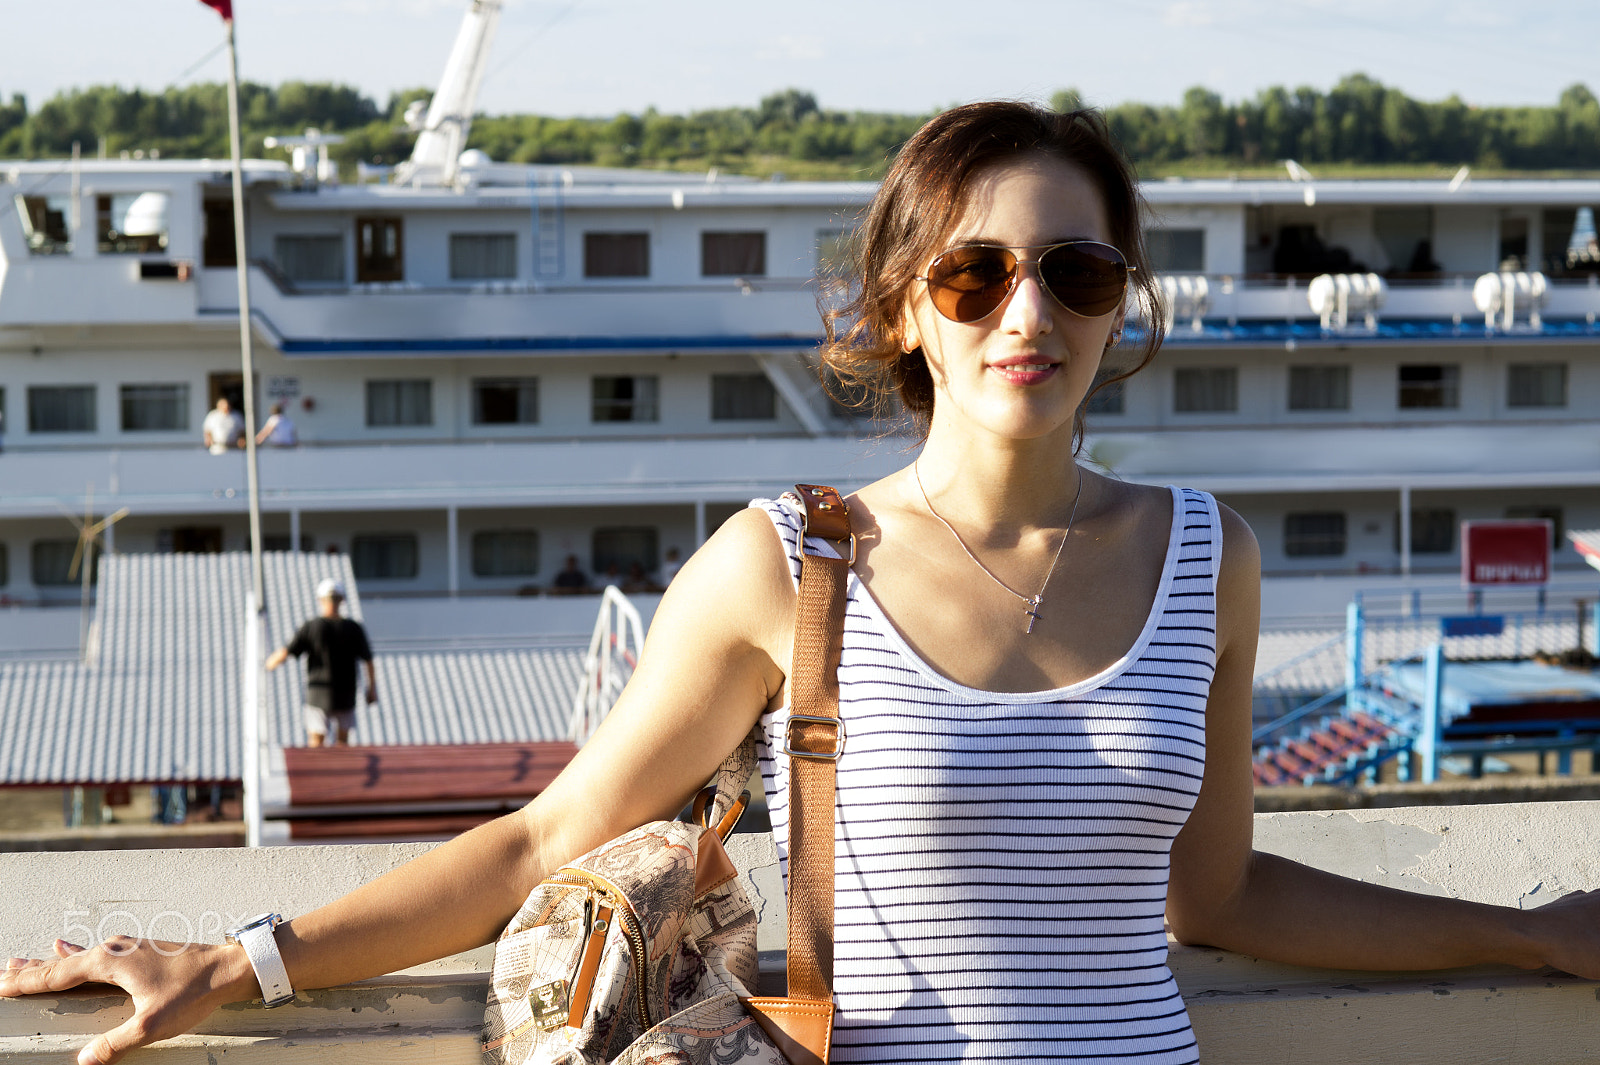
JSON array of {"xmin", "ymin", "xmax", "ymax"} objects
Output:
[{"xmin": 1025, "ymin": 596, "xmax": 1043, "ymax": 634}]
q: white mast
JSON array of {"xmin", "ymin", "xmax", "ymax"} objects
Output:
[{"xmin": 394, "ymin": 0, "xmax": 503, "ymax": 187}]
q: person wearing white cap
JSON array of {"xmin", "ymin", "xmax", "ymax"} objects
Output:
[{"xmin": 264, "ymin": 577, "xmax": 376, "ymax": 745}]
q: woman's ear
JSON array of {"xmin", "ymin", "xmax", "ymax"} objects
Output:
[{"xmin": 900, "ymin": 308, "xmax": 922, "ymax": 354}]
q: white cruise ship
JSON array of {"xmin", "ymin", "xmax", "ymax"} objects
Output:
[{"xmin": 3, "ymin": 6, "xmax": 1599, "ymax": 622}]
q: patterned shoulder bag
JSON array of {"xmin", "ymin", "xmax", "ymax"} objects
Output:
[{"xmin": 482, "ymin": 484, "xmax": 851, "ymax": 1065}]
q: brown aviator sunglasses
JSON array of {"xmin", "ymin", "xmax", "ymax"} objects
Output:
[{"xmin": 915, "ymin": 240, "xmax": 1134, "ymax": 323}]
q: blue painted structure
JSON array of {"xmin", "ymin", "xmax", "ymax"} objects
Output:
[{"xmin": 1254, "ymin": 597, "xmax": 1600, "ymax": 786}]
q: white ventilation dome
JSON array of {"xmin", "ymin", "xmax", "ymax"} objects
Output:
[
  {"xmin": 458, "ymin": 148, "xmax": 493, "ymax": 169},
  {"xmin": 120, "ymin": 191, "xmax": 170, "ymax": 238}
]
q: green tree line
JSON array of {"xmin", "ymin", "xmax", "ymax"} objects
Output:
[{"xmin": 1, "ymin": 76, "xmax": 1596, "ymax": 178}]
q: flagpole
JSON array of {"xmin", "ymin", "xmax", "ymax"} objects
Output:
[{"xmin": 222, "ymin": 12, "xmax": 266, "ymax": 616}]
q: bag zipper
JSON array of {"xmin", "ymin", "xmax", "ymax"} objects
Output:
[{"xmin": 547, "ymin": 870, "xmax": 652, "ymax": 1032}]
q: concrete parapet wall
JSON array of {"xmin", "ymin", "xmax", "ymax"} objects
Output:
[{"xmin": 3, "ymin": 801, "xmax": 1598, "ymax": 1063}]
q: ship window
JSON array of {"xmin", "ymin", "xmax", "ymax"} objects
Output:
[
  {"xmin": 1397, "ymin": 508, "xmax": 1456, "ymax": 555},
  {"xmin": 584, "ymin": 232, "xmax": 649, "ymax": 278},
  {"xmin": 262, "ymin": 534, "xmax": 314, "ymax": 553},
  {"xmin": 1504, "ymin": 506, "xmax": 1563, "ymax": 549},
  {"xmin": 120, "ymin": 383, "xmax": 189, "ymax": 432},
  {"xmin": 0, "ymin": 387, "xmax": 6, "ymax": 435},
  {"xmin": 203, "ymin": 198, "xmax": 237, "ymax": 267},
  {"xmin": 1173, "ymin": 367, "xmax": 1237, "ymax": 413},
  {"xmin": 0, "ymin": 543, "xmax": 7, "ymax": 587},
  {"xmin": 1145, "ymin": 227, "xmax": 1205, "ymax": 273},
  {"xmin": 1507, "ymin": 363, "xmax": 1567, "ymax": 408},
  {"xmin": 32, "ymin": 539, "xmax": 97, "ymax": 587},
  {"xmin": 352, "ymin": 533, "xmax": 419, "ymax": 580},
  {"xmin": 1373, "ymin": 207, "xmax": 1436, "ymax": 275},
  {"xmin": 472, "ymin": 377, "xmax": 539, "ymax": 424},
  {"xmin": 1398, "ymin": 364, "xmax": 1459, "ymax": 409},
  {"xmin": 96, "ymin": 192, "xmax": 168, "ymax": 254},
  {"xmin": 15, "ymin": 194, "xmax": 72, "ymax": 254},
  {"xmin": 815, "ymin": 228, "xmax": 859, "ymax": 279},
  {"xmin": 451, "ymin": 232, "xmax": 517, "ymax": 280},
  {"xmin": 591, "ymin": 376, "xmax": 659, "ymax": 422},
  {"xmin": 592, "ymin": 527, "xmax": 658, "ymax": 581},
  {"xmin": 1085, "ymin": 371, "xmax": 1125, "ymax": 414},
  {"xmin": 1284, "ymin": 512, "xmax": 1346, "ymax": 558},
  {"xmin": 275, "ymin": 234, "xmax": 345, "ymax": 284},
  {"xmin": 472, "ymin": 530, "xmax": 541, "ymax": 577},
  {"xmin": 712, "ymin": 374, "xmax": 777, "ymax": 420},
  {"xmin": 356, "ymin": 217, "xmax": 404, "ymax": 283},
  {"xmin": 1287, "ymin": 365, "xmax": 1350, "ymax": 411},
  {"xmin": 702, "ymin": 231, "xmax": 766, "ymax": 277},
  {"xmin": 366, "ymin": 379, "xmax": 433, "ymax": 427},
  {"xmin": 28, "ymin": 385, "xmax": 96, "ymax": 433}
]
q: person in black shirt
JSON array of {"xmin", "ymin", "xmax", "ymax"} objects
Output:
[{"xmin": 265, "ymin": 578, "xmax": 376, "ymax": 746}]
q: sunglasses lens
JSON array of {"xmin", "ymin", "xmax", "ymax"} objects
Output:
[
  {"xmin": 1039, "ymin": 242, "xmax": 1128, "ymax": 317},
  {"xmin": 924, "ymin": 246, "xmax": 1018, "ymax": 323}
]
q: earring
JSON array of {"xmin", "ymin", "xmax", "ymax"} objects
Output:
[{"xmin": 1105, "ymin": 330, "xmax": 1123, "ymax": 349}]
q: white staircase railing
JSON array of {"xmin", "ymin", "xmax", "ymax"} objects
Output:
[{"xmin": 568, "ymin": 587, "xmax": 646, "ymax": 744}]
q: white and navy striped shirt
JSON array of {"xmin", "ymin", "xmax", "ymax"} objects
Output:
[{"xmin": 755, "ymin": 486, "xmax": 1219, "ymax": 1065}]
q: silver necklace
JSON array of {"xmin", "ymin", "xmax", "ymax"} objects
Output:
[{"xmin": 914, "ymin": 463, "xmax": 1085, "ymax": 634}]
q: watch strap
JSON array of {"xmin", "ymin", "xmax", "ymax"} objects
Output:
[{"xmin": 230, "ymin": 915, "xmax": 295, "ymax": 1008}]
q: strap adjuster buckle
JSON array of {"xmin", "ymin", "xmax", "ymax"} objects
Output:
[{"xmin": 784, "ymin": 714, "xmax": 845, "ymax": 761}]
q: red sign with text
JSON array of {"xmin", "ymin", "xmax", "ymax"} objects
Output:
[{"xmin": 1461, "ymin": 520, "xmax": 1552, "ymax": 587}]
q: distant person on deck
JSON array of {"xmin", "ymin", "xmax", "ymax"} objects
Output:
[
  {"xmin": 264, "ymin": 578, "xmax": 376, "ymax": 746},
  {"xmin": 254, "ymin": 402, "xmax": 298, "ymax": 447},
  {"xmin": 550, "ymin": 554, "xmax": 589, "ymax": 595},
  {"xmin": 201, "ymin": 397, "xmax": 244, "ymax": 454}
]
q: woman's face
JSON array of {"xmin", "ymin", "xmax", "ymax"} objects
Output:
[{"xmin": 901, "ymin": 153, "xmax": 1125, "ymax": 446}]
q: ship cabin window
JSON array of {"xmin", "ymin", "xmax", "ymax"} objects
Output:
[
  {"xmin": 120, "ymin": 383, "xmax": 189, "ymax": 432},
  {"xmin": 32, "ymin": 539, "xmax": 97, "ymax": 587},
  {"xmin": 15, "ymin": 194, "xmax": 73, "ymax": 254},
  {"xmin": 1398, "ymin": 508, "xmax": 1456, "ymax": 555},
  {"xmin": 451, "ymin": 233, "xmax": 518, "ymax": 280},
  {"xmin": 1287, "ymin": 365, "xmax": 1350, "ymax": 412},
  {"xmin": 1284, "ymin": 512, "xmax": 1346, "ymax": 558},
  {"xmin": 366, "ymin": 379, "xmax": 433, "ymax": 427},
  {"xmin": 814, "ymin": 228, "xmax": 859, "ymax": 281},
  {"xmin": 96, "ymin": 193, "xmax": 168, "ymax": 254},
  {"xmin": 28, "ymin": 385, "xmax": 96, "ymax": 433},
  {"xmin": 702, "ymin": 231, "xmax": 766, "ymax": 277},
  {"xmin": 356, "ymin": 217, "xmax": 404, "ymax": 283},
  {"xmin": 711, "ymin": 373, "xmax": 777, "ymax": 420},
  {"xmin": 591, "ymin": 376, "xmax": 659, "ymax": 422},
  {"xmin": 1504, "ymin": 506, "xmax": 1563, "ymax": 550},
  {"xmin": 1507, "ymin": 363, "xmax": 1567, "ymax": 408},
  {"xmin": 1373, "ymin": 207, "xmax": 1438, "ymax": 276},
  {"xmin": 0, "ymin": 387, "xmax": 6, "ymax": 435},
  {"xmin": 262, "ymin": 534, "xmax": 314, "ymax": 553},
  {"xmin": 472, "ymin": 377, "xmax": 539, "ymax": 424},
  {"xmin": 1145, "ymin": 228, "xmax": 1206, "ymax": 273},
  {"xmin": 203, "ymin": 198, "xmax": 237, "ymax": 267},
  {"xmin": 592, "ymin": 527, "xmax": 658, "ymax": 584},
  {"xmin": 1173, "ymin": 367, "xmax": 1237, "ymax": 413},
  {"xmin": 352, "ymin": 533, "xmax": 419, "ymax": 580},
  {"xmin": 276, "ymin": 235, "xmax": 346, "ymax": 284},
  {"xmin": 1085, "ymin": 371, "xmax": 1125, "ymax": 415},
  {"xmin": 0, "ymin": 544, "xmax": 7, "ymax": 587},
  {"xmin": 1398, "ymin": 364, "xmax": 1459, "ymax": 409},
  {"xmin": 583, "ymin": 232, "xmax": 649, "ymax": 278},
  {"xmin": 472, "ymin": 530, "xmax": 540, "ymax": 577}
]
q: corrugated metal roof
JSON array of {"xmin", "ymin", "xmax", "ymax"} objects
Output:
[{"xmin": 0, "ymin": 553, "xmax": 585, "ymax": 786}]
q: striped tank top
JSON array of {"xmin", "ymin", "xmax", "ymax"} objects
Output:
[{"xmin": 754, "ymin": 485, "xmax": 1219, "ymax": 1064}]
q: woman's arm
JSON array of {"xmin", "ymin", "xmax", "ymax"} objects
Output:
[
  {"xmin": 0, "ymin": 507, "xmax": 798, "ymax": 1064},
  {"xmin": 1166, "ymin": 506, "xmax": 1600, "ymax": 978}
]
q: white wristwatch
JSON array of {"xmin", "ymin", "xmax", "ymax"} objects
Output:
[{"xmin": 224, "ymin": 913, "xmax": 295, "ymax": 1008}]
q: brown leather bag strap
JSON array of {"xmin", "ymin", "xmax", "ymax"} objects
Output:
[{"xmin": 783, "ymin": 483, "xmax": 851, "ymax": 1002}]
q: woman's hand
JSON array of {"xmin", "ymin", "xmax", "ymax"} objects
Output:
[
  {"xmin": 1516, "ymin": 887, "xmax": 1600, "ymax": 979},
  {"xmin": 1, "ymin": 936, "xmax": 255, "ymax": 1065}
]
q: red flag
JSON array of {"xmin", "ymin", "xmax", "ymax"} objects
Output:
[{"xmin": 200, "ymin": 0, "xmax": 233, "ymax": 20}]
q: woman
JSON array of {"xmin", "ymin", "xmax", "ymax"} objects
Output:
[{"xmin": 4, "ymin": 102, "xmax": 1598, "ymax": 1065}]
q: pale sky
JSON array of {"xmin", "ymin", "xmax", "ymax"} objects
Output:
[{"xmin": 3, "ymin": 0, "xmax": 1595, "ymax": 119}]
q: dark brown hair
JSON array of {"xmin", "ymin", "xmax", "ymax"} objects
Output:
[{"xmin": 821, "ymin": 101, "xmax": 1164, "ymax": 446}]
